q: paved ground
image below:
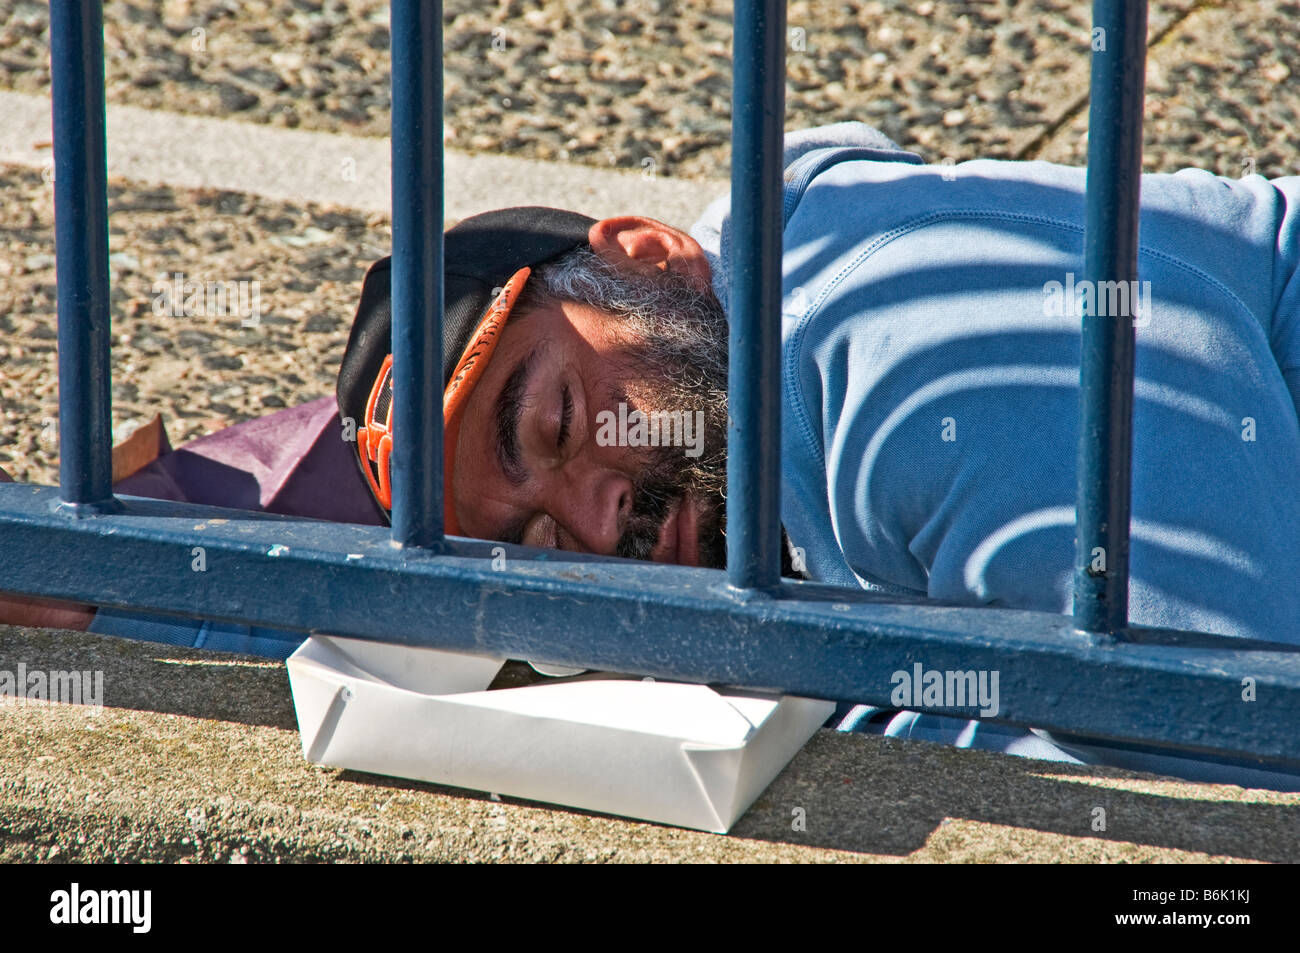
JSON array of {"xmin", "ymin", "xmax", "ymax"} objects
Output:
[
  {"xmin": 5, "ymin": 624, "xmax": 1300, "ymax": 863},
  {"xmin": 0, "ymin": 90, "xmax": 726, "ymax": 226}
]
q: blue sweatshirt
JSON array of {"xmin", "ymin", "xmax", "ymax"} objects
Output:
[{"xmin": 691, "ymin": 122, "xmax": 1300, "ymax": 642}]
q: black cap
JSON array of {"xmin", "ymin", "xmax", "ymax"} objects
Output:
[{"xmin": 337, "ymin": 206, "xmax": 597, "ymax": 443}]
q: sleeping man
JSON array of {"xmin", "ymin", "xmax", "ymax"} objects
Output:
[{"xmin": 4, "ymin": 123, "xmax": 1299, "ymax": 784}]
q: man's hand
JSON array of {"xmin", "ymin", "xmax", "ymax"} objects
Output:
[
  {"xmin": 0, "ymin": 594, "xmax": 95, "ymax": 631},
  {"xmin": 0, "ymin": 465, "xmax": 96, "ymax": 630}
]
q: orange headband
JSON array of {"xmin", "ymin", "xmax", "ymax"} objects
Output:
[{"xmin": 356, "ymin": 266, "xmax": 531, "ymax": 535}]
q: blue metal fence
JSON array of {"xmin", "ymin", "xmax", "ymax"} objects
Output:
[
  {"xmin": 48, "ymin": 0, "xmax": 117, "ymax": 517},
  {"xmin": 4, "ymin": 0, "xmax": 1300, "ymax": 769},
  {"xmin": 388, "ymin": 0, "xmax": 444, "ymax": 551}
]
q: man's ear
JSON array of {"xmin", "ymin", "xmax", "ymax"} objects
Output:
[{"xmin": 588, "ymin": 216, "xmax": 713, "ymax": 292}]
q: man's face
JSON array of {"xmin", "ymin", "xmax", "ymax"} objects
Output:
[{"xmin": 449, "ymin": 236, "xmax": 729, "ymax": 568}]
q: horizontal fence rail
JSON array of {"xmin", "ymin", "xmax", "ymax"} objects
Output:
[
  {"xmin": 4, "ymin": 485, "xmax": 1300, "ymax": 767},
  {"xmin": 3, "ymin": 0, "xmax": 1298, "ymax": 771}
]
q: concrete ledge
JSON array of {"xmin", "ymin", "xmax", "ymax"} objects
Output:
[
  {"xmin": 3, "ymin": 625, "xmax": 1298, "ymax": 863},
  {"xmin": 0, "ymin": 91, "xmax": 724, "ymax": 228}
]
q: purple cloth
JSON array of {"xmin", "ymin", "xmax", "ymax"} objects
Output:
[{"xmin": 114, "ymin": 396, "xmax": 386, "ymax": 526}]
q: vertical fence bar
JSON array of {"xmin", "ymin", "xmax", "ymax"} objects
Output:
[
  {"xmin": 727, "ymin": 0, "xmax": 786, "ymax": 592},
  {"xmin": 1074, "ymin": 0, "xmax": 1148, "ymax": 633},
  {"xmin": 388, "ymin": 0, "xmax": 444, "ymax": 548},
  {"xmin": 49, "ymin": 0, "xmax": 116, "ymax": 513}
]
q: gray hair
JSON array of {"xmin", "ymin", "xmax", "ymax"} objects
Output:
[{"xmin": 522, "ymin": 245, "xmax": 728, "ymax": 381}]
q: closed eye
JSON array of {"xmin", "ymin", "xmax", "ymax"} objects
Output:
[
  {"xmin": 494, "ymin": 344, "xmax": 540, "ymax": 487},
  {"xmin": 557, "ymin": 384, "xmax": 573, "ymax": 450}
]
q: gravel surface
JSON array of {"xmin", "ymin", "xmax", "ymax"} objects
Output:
[
  {"xmin": 2, "ymin": 0, "xmax": 1260, "ymax": 180},
  {"xmin": 1038, "ymin": 1, "xmax": 1300, "ymax": 175},
  {"xmin": 0, "ymin": 164, "xmax": 387, "ymax": 484}
]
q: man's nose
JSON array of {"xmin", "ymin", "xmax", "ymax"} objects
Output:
[{"xmin": 543, "ymin": 466, "xmax": 633, "ymax": 555}]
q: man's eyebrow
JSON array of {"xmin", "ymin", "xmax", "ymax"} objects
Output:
[{"xmin": 494, "ymin": 343, "xmax": 540, "ymax": 487}]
